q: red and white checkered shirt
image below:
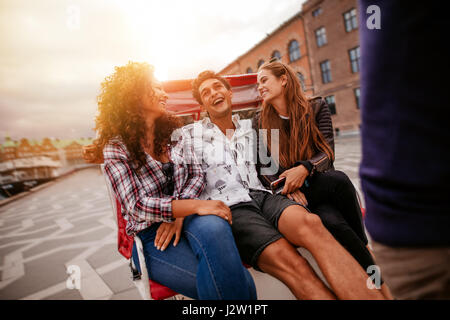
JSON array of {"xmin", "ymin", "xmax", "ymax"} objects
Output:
[{"xmin": 103, "ymin": 129, "xmax": 205, "ymax": 235}]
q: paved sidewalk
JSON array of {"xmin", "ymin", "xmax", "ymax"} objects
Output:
[
  {"xmin": 0, "ymin": 167, "xmax": 141, "ymax": 300},
  {"xmin": 0, "ymin": 135, "xmax": 362, "ymax": 300}
]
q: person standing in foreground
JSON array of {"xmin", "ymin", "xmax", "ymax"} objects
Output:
[
  {"xmin": 359, "ymin": 0, "xmax": 450, "ymax": 299},
  {"xmin": 96, "ymin": 62, "xmax": 256, "ymax": 300},
  {"xmin": 189, "ymin": 70, "xmax": 386, "ymax": 300}
]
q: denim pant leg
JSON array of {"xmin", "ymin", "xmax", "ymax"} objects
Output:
[
  {"xmin": 183, "ymin": 214, "xmax": 257, "ymax": 300},
  {"xmin": 136, "ymin": 223, "xmax": 199, "ymax": 299}
]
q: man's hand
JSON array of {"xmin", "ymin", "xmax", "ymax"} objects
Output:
[
  {"xmin": 287, "ymin": 190, "xmax": 308, "ymax": 207},
  {"xmin": 154, "ymin": 218, "xmax": 184, "ymax": 251},
  {"xmin": 280, "ymin": 165, "xmax": 309, "ymax": 194},
  {"xmin": 196, "ymin": 200, "xmax": 232, "ymax": 225}
]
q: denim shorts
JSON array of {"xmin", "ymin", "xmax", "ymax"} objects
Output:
[{"xmin": 230, "ymin": 190, "xmax": 307, "ymax": 271}]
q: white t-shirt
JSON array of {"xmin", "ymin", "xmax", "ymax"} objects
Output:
[{"xmin": 182, "ymin": 115, "xmax": 268, "ymax": 206}]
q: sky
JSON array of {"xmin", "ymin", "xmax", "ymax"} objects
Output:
[{"xmin": 0, "ymin": 0, "xmax": 305, "ymax": 142}]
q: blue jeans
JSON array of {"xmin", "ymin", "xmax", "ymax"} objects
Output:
[{"xmin": 133, "ymin": 214, "xmax": 257, "ymax": 300}]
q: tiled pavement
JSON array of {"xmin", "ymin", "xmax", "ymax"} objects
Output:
[
  {"xmin": 0, "ymin": 134, "xmax": 363, "ymax": 300},
  {"xmin": 334, "ymin": 135, "xmax": 365, "ymax": 208}
]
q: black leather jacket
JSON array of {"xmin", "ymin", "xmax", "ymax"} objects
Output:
[{"xmin": 252, "ymin": 97, "xmax": 335, "ymax": 188}]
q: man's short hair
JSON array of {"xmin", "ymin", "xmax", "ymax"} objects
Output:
[{"xmin": 192, "ymin": 70, "xmax": 231, "ymax": 105}]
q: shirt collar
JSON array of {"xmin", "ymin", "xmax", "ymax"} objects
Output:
[
  {"xmin": 200, "ymin": 117, "xmax": 211, "ymax": 126},
  {"xmin": 232, "ymin": 114, "xmax": 242, "ymax": 129},
  {"xmin": 201, "ymin": 114, "xmax": 242, "ymax": 130}
]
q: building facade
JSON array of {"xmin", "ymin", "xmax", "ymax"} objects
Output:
[
  {"xmin": 0, "ymin": 137, "xmax": 93, "ymax": 165},
  {"xmin": 220, "ymin": 0, "xmax": 361, "ymax": 133},
  {"xmin": 1, "ymin": 136, "xmax": 95, "ymax": 196},
  {"xmin": 302, "ymin": 0, "xmax": 361, "ymax": 132},
  {"xmin": 0, "ymin": 137, "xmax": 18, "ymax": 161},
  {"xmin": 220, "ymin": 12, "xmax": 314, "ymax": 97},
  {"xmin": 64, "ymin": 141, "xmax": 87, "ymax": 166}
]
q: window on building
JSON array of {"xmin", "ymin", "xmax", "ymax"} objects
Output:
[
  {"xmin": 257, "ymin": 59, "xmax": 265, "ymax": 69},
  {"xmin": 354, "ymin": 87, "xmax": 361, "ymax": 109},
  {"xmin": 312, "ymin": 7, "xmax": 322, "ymax": 17},
  {"xmin": 288, "ymin": 40, "xmax": 301, "ymax": 62},
  {"xmin": 325, "ymin": 95, "xmax": 336, "ymax": 115},
  {"xmin": 349, "ymin": 46, "xmax": 360, "ymax": 73},
  {"xmin": 320, "ymin": 60, "xmax": 332, "ymax": 83},
  {"xmin": 343, "ymin": 8, "xmax": 358, "ymax": 32},
  {"xmin": 246, "ymin": 67, "xmax": 253, "ymax": 74},
  {"xmin": 297, "ymin": 72, "xmax": 306, "ymax": 92},
  {"xmin": 315, "ymin": 27, "xmax": 327, "ymax": 47},
  {"xmin": 271, "ymin": 50, "xmax": 281, "ymax": 60}
]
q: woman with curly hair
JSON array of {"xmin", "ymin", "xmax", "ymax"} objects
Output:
[
  {"xmin": 94, "ymin": 61, "xmax": 256, "ymax": 300},
  {"xmin": 255, "ymin": 59, "xmax": 392, "ymax": 299}
]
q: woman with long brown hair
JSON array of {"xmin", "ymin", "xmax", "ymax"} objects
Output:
[
  {"xmin": 93, "ymin": 61, "xmax": 256, "ymax": 300},
  {"xmin": 255, "ymin": 59, "xmax": 392, "ymax": 299}
]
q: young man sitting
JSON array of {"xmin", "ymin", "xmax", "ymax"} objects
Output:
[{"xmin": 180, "ymin": 70, "xmax": 385, "ymax": 300}]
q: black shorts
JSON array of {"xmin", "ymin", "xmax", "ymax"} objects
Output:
[{"xmin": 230, "ymin": 190, "xmax": 308, "ymax": 271}]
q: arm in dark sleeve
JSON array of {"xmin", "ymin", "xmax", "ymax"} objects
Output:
[{"xmin": 294, "ymin": 98, "xmax": 335, "ymax": 174}]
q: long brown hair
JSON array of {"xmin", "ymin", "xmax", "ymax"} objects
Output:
[
  {"xmin": 258, "ymin": 60, "xmax": 334, "ymax": 168},
  {"xmin": 94, "ymin": 61, "xmax": 180, "ymax": 169}
]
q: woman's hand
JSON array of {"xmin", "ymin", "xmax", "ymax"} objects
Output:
[
  {"xmin": 287, "ymin": 190, "xmax": 308, "ymax": 207},
  {"xmin": 280, "ymin": 165, "xmax": 309, "ymax": 195},
  {"xmin": 154, "ymin": 218, "xmax": 184, "ymax": 251},
  {"xmin": 196, "ymin": 200, "xmax": 232, "ymax": 225}
]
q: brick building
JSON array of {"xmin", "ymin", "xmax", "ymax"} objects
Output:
[
  {"xmin": 40, "ymin": 137, "xmax": 59, "ymax": 161},
  {"xmin": 16, "ymin": 138, "xmax": 35, "ymax": 159},
  {"xmin": 220, "ymin": 0, "xmax": 361, "ymax": 133},
  {"xmin": 220, "ymin": 12, "xmax": 314, "ymax": 97},
  {"xmin": 0, "ymin": 137, "xmax": 93, "ymax": 164},
  {"xmin": 302, "ymin": 0, "xmax": 361, "ymax": 132},
  {"xmin": 0, "ymin": 137, "xmax": 18, "ymax": 161},
  {"xmin": 64, "ymin": 140, "xmax": 87, "ymax": 165}
]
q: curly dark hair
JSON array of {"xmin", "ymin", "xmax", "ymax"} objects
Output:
[
  {"xmin": 153, "ymin": 112, "xmax": 183, "ymax": 156},
  {"xmin": 191, "ymin": 70, "xmax": 231, "ymax": 105},
  {"xmin": 94, "ymin": 61, "xmax": 159, "ymax": 169}
]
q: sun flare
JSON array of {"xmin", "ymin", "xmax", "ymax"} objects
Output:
[{"xmin": 154, "ymin": 65, "xmax": 169, "ymax": 82}]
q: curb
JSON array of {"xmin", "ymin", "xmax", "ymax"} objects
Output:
[
  {"xmin": 0, "ymin": 180, "xmax": 56, "ymax": 208},
  {"xmin": 0, "ymin": 166, "xmax": 98, "ymax": 209},
  {"xmin": 0, "ymin": 190, "xmax": 32, "ymax": 207},
  {"xmin": 335, "ymin": 130, "xmax": 360, "ymax": 139}
]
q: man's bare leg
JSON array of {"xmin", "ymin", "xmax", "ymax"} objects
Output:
[
  {"xmin": 367, "ymin": 245, "xmax": 394, "ymax": 299},
  {"xmin": 257, "ymin": 238, "xmax": 336, "ymax": 300},
  {"xmin": 278, "ymin": 205, "xmax": 385, "ymax": 300},
  {"xmin": 378, "ymin": 281, "xmax": 394, "ymax": 299}
]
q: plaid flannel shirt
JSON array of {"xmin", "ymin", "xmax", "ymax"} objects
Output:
[{"xmin": 103, "ymin": 128, "xmax": 205, "ymax": 235}]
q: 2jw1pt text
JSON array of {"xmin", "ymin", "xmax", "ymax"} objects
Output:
[{"xmin": 182, "ymin": 304, "xmax": 269, "ymax": 317}]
